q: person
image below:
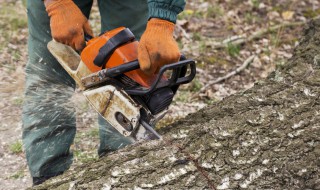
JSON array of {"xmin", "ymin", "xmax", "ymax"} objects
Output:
[{"xmin": 22, "ymin": 0, "xmax": 186, "ymax": 186}]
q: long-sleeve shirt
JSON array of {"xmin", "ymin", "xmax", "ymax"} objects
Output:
[{"xmin": 148, "ymin": 0, "xmax": 186, "ymax": 23}]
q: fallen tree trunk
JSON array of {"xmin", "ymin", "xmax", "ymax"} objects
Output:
[{"xmin": 33, "ymin": 19, "xmax": 320, "ymax": 190}]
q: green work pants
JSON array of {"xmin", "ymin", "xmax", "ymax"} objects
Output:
[{"xmin": 23, "ymin": 0, "xmax": 148, "ymax": 178}]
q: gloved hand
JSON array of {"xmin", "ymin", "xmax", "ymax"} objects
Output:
[
  {"xmin": 138, "ymin": 18, "xmax": 180, "ymax": 75},
  {"xmin": 44, "ymin": 0, "xmax": 93, "ymax": 51}
]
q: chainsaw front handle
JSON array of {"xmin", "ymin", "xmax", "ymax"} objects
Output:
[{"xmin": 124, "ymin": 59, "xmax": 196, "ymax": 95}]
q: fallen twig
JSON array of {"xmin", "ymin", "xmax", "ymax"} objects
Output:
[{"xmin": 191, "ymin": 55, "xmax": 256, "ymax": 100}]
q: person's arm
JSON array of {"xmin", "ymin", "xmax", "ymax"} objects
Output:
[
  {"xmin": 44, "ymin": 0, "xmax": 93, "ymax": 51},
  {"xmin": 148, "ymin": 0, "xmax": 186, "ymax": 23},
  {"xmin": 138, "ymin": 0, "xmax": 186, "ymax": 75}
]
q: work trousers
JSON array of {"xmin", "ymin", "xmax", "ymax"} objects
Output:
[{"xmin": 23, "ymin": 0, "xmax": 148, "ymax": 177}]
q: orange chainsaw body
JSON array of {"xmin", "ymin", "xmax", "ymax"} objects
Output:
[
  {"xmin": 47, "ymin": 27, "xmax": 196, "ymax": 140},
  {"xmin": 81, "ymin": 27, "xmax": 155, "ymax": 87}
]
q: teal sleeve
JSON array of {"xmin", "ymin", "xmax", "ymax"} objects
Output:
[{"xmin": 148, "ymin": 0, "xmax": 186, "ymax": 23}]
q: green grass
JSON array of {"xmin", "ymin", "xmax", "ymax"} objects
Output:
[
  {"xmin": 9, "ymin": 141, "xmax": 23, "ymax": 154},
  {"xmin": 244, "ymin": 12, "xmax": 257, "ymax": 24},
  {"xmin": 73, "ymin": 128, "xmax": 99, "ymax": 145},
  {"xmin": 87, "ymin": 128, "xmax": 99, "ymax": 138},
  {"xmin": 226, "ymin": 43, "xmax": 241, "ymax": 57},
  {"xmin": 303, "ymin": 8, "xmax": 320, "ymax": 19},
  {"xmin": 177, "ymin": 39, "xmax": 183, "ymax": 49},
  {"xmin": 251, "ymin": 0, "xmax": 260, "ymax": 8},
  {"xmin": 9, "ymin": 17, "xmax": 27, "ymax": 31},
  {"xmin": 269, "ymin": 30, "xmax": 282, "ymax": 48},
  {"xmin": 199, "ymin": 41, "xmax": 207, "ymax": 54},
  {"xmin": 0, "ymin": 2, "xmax": 27, "ymax": 57},
  {"xmin": 74, "ymin": 150, "xmax": 98, "ymax": 163},
  {"xmin": 190, "ymin": 78, "xmax": 203, "ymax": 92},
  {"xmin": 10, "ymin": 170, "xmax": 25, "ymax": 179},
  {"xmin": 205, "ymin": 5, "xmax": 224, "ymax": 18},
  {"xmin": 77, "ymin": 101, "xmax": 90, "ymax": 112},
  {"xmin": 22, "ymin": 0, "xmax": 27, "ymax": 7},
  {"xmin": 178, "ymin": 6, "xmax": 224, "ymax": 20},
  {"xmin": 174, "ymin": 90, "xmax": 191, "ymax": 103},
  {"xmin": 12, "ymin": 97, "xmax": 24, "ymax": 106},
  {"xmin": 192, "ymin": 32, "xmax": 202, "ymax": 41},
  {"xmin": 275, "ymin": 58, "xmax": 286, "ymax": 70},
  {"xmin": 0, "ymin": 5, "xmax": 27, "ymax": 31},
  {"xmin": 73, "ymin": 128, "xmax": 99, "ymax": 164}
]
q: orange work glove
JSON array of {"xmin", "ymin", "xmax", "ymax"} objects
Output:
[
  {"xmin": 44, "ymin": 0, "xmax": 93, "ymax": 51},
  {"xmin": 138, "ymin": 18, "xmax": 180, "ymax": 75}
]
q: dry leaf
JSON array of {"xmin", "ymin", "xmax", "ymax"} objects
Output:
[
  {"xmin": 184, "ymin": 9, "xmax": 194, "ymax": 15},
  {"xmin": 282, "ymin": 11, "xmax": 295, "ymax": 20}
]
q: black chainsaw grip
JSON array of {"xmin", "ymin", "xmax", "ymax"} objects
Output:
[
  {"xmin": 124, "ymin": 58, "xmax": 196, "ymax": 95},
  {"xmin": 101, "ymin": 60, "xmax": 140, "ymax": 78}
]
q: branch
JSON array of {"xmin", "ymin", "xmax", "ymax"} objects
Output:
[{"xmin": 191, "ymin": 55, "xmax": 256, "ymax": 99}]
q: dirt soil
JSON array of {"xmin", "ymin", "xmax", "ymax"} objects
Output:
[{"xmin": 0, "ymin": 0, "xmax": 318, "ymax": 189}]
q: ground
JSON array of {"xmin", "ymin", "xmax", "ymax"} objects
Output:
[{"xmin": 0, "ymin": 0, "xmax": 319, "ymax": 189}]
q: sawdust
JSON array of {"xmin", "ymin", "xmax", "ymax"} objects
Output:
[{"xmin": 1, "ymin": 0, "xmax": 319, "ymax": 189}]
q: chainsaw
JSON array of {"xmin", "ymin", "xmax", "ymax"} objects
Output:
[{"xmin": 47, "ymin": 27, "xmax": 196, "ymax": 141}]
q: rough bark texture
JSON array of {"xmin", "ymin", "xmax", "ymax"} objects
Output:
[{"xmin": 33, "ymin": 19, "xmax": 320, "ymax": 190}]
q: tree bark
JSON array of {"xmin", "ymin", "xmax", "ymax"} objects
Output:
[{"xmin": 33, "ymin": 19, "xmax": 320, "ymax": 190}]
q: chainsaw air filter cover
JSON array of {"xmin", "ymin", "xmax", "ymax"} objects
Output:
[
  {"xmin": 145, "ymin": 87, "xmax": 174, "ymax": 115},
  {"xmin": 116, "ymin": 74, "xmax": 174, "ymax": 115}
]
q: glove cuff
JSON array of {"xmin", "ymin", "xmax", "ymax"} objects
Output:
[
  {"xmin": 148, "ymin": 2, "xmax": 184, "ymax": 23},
  {"xmin": 146, "ymin": 18, "xmax": 175, "ymax": 35}
]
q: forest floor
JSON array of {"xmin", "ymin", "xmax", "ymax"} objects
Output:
[{"xmin": 0, "ymin": 0, "xmax": 319, "ymax": 189}]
